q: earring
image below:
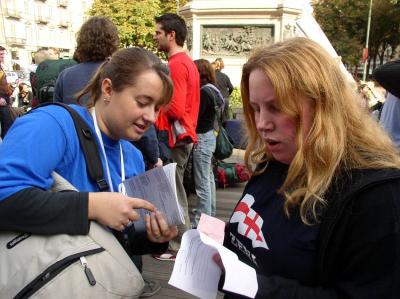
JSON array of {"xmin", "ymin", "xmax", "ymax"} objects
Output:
[{"xmin": 103, "ymin": 98, "xmax": 110, "ymax": 102}]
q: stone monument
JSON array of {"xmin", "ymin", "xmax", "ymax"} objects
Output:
[{"xmin": 179, "ymin": 0, "xmax": 348, "ymax": 86}]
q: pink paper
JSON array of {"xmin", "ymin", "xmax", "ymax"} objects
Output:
[{"xmin": 197, "ymin": 214, "xmax": 226, "ymax": 244}]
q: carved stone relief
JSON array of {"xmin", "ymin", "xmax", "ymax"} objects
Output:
[
  {"xmin": 201, "ymin": 25, "xmax": 274, "ymax": 57},
  {"xmin": 186, "ymin": 24, "xmax": 192, "ymax": 51},
  {"xmin": 283, "ymin": 23, "xmax": 297, "ymax": 40}
]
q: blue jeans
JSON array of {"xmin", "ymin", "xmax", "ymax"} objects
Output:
[{"xmin": 192, "ymin": 130, "xmax": 216, "ymax": 226}]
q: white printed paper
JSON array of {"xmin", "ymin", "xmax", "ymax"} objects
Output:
[
  {"xmin": 122, "ymin": 163, "xmax": 184, "ymax": 231},
  {"xmin": 169, "ymin": 229, "xmax": 258, "ymax": 299}
]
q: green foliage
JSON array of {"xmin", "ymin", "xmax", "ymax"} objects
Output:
[
  {"xmin": 313, "ymin": 0, "xmax": 400, "ymax": 78},
  {"xmin": 230, "ymin": 87, "xmax": 242, "ymax": 109},
  {"xmin": 89, "ymin": 0, "xmax": 161, "ymax": 49},
  {"xmin": 160, "ymin": 0, "xmax": 189, "ymax": 14},
  {"xmin": 89, "ymin": 0, "xmax": 191, "ymax": 53}
]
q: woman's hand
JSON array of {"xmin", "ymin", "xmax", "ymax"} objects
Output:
[
  {"xmin": 88, "ymin": 192, "xmax": 155, "ymax": 231},
  {"xmin": 145, "ymin": 210, "xmax": 178, "ymax": 243}
]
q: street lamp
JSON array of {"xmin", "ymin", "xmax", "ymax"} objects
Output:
[{"xmin": 362, "ymin": 0, "xmax": 373, "ymax": 81}]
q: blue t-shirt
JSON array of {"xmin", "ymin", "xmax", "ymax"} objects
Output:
[
  {"xmin": 224, "ymin": 161, "xmax": 319, "ymax": 285},
  {"xmin": 0, "ymin": 104, "xmax": 144, "ymax": 201}
]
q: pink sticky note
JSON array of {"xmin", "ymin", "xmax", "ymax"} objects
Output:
[{"xmin": 197, "ymin": 214, "xmax": 226, "ymax": 244}]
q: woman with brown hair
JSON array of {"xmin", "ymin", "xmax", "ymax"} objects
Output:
[
  {"xmin": 192, "ymin": 59, "xmax": 224, "ymax": 227},
  {"xmin": 54, "ymin": 16, "xmax": 120, "ymax": 105},
  {"xmin": 218, "ymin": 37, "xmax": 400, "ymax": 298},
  {"xmin": 17, "ymin": 82, "xmax": 33, "ymax": 108},
  {"xmin": 0, "ymin": 48, "xmax": 176, "ymax": 296}
]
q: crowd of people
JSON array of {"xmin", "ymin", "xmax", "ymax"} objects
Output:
[{"xmin": 1, "ymin": 12, "xmax": 399, "ymax": 299}]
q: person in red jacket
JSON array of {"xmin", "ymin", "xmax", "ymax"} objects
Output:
[{"xmin": 153, "ymin": 13, "xmax": 200, "ymax": 260}]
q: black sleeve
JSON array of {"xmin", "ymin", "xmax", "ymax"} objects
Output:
[
  {"xmin": 0, "ymin": 187, "xmax": 89, "ymax": 235},
  {"xmin": 223, "ymin": 180, "xmax": 400, "ymax": 299},
  {"xmin": 0, "ymin": 105, "xmax": 16, "ymax": 139},
  {"xmin": 123, "ymin": 225, "xmax": 168, "ymax": 255},
  {"xmin": 198, "ymin": 88, "xmax": 209, "ymax": 118},
  {"xmin": 226, "ymin": 74, "xmax": 234, "ymax": 95},
  {"xmin": 372, "ymin": 60, "xmax": 400, "ymax": 98}
]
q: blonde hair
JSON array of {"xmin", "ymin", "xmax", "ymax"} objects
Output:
[
  {"xmin": 33, "ymin": 49, "xmax": 56, "ymax": 65},
  {"xmin": 241, "ymin": 37, "xmax": 400, "ymax": 224}
]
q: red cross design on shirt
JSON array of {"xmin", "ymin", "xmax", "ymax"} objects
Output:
[
  {"xmin": 235, "ymin": 202, "xmax": 263, "ymax": 242},
  {"xmin": 230, "ymin": 194, "xmax": 269, "ymax": 250}
]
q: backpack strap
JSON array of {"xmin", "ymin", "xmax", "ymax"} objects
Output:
[{"xmin": 33, "ymin": 102, "xmax": 109, "ymax": 191}]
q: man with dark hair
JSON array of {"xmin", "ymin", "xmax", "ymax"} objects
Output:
[{"xmin": 153, "ymin": 13, "xmax": 200, "ymax": 260}]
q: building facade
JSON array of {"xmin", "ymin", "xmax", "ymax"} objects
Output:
[{"xmin": 0, "ymin": 0, "xmax": 92, "ymax": 70}]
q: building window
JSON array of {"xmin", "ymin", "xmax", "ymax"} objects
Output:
[{"xmin": 11, "ymin": 50, "xmax": 19, "ymax": 60}]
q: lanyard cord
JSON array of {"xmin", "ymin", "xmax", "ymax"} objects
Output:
[{"xmin": 91, "ymin": 108, "xmax": 125, "ymax": 192}]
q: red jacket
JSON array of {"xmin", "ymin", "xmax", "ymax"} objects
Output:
[{"xmin": 156, "ymin": 52, "xmax": 200, "ymax": 148}]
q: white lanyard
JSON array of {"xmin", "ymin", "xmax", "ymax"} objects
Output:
[{"xmin": 91, "ymin": 108, "xmax": 125, "ymax": 193}]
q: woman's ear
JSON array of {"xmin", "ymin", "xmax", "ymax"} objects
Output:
[{"xmin": 101, "ymin": 78, "xmax": 113, "ymax": 100}]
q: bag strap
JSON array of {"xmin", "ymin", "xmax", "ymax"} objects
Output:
[{"xmin": 33, "ymin": 103, "xmax": 109, "ymax": 191}]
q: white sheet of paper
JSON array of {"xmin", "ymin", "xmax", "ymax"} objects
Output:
[
  {"xmin": 169, "ymin": 229, "xmax": 221, "ymax": 299},
  {"xmin": 169, "ymin": 229, "xmax": 258, "ymax": 299},
  {"xmin": 122, "ymin": 163, "xmax": 184, "ymax": 231}
]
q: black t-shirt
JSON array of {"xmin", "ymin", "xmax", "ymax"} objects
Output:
[
  {"xmin": 196, "ymin": 85, "xmax": 222, "ymax": 134},
  {"xmin": 224, "ymin": 161, "xmax": 320, "ymax": 286}
]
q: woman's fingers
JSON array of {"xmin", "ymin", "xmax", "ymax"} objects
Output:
[
  {"xmin": 126, "ymin": 197, "xmax": 155, "ymax": 212},
  {"xmin": 145, "ymin": 211, "xmax": 178, "ymax": 243}
]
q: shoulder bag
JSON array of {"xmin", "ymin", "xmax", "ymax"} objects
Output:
[{"xmin": 204, "ymin": 85, "xmax": 234, "ymax": 160}]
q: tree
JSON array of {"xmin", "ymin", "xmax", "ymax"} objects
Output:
[
  {"xmin": 89, "ymin": 0, "xmax": 161, "ymax": 49},
  {"xmin": 313, "ymin": 0, "xmax": 400, "ymax": 79},
  {"xmin": 368, "ymin": 0, "xmax": 400, "ymax": 69},
  {"xmin": 89, "ymin": 0, "xmax": 190, "ymax": 50},
  {"xmin": 160, "ymin": 0, "xmax": 189, "ymax": 14}
]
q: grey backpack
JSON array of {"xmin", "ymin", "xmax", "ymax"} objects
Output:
[{"xmin": 0, "ymin": 104, "xmax": 144, "ymax": 298}]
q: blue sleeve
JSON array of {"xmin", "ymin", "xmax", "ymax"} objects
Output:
[{"xmin": 0, "ymin": 109, "xmax": 67, "ymax": 200}]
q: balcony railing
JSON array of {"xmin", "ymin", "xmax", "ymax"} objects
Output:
[
  {"xmin": 59, "ymin": 20, "xmax": 71, "ymax": 28},
  {"xmin": 5, "ymin": 8, "xmax": 22, "ymax": 19},
  {"xmin": 35, "ymin": 14, "xmax": 50, "ymax": 24},
  {"xmin": 57, "ymin": 0, "xmax": 68, "ymax": 7},
  {"xmin": 6, "ymin": 37, "xmax": 27, "ymax": 45}
]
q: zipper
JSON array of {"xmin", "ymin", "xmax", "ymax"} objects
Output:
[
  {"xmin": 14, "ymin": 247, "xmax": 104, "ymax": 299},
  {"xmin": 80, "ymin": 256, "xmax": 96, "ymax": 286}
]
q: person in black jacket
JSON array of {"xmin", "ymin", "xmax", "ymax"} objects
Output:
[
  {"xmin": 217, "ymin": 37, "xmax": 400, "ymax": 298},
  {"xmin": 214, "ymin": 58, "xmax": 233, "ymax": 122},
  {"xmin": 373, "ymin": 59, "xmax": 400, "ymax": 149}
]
